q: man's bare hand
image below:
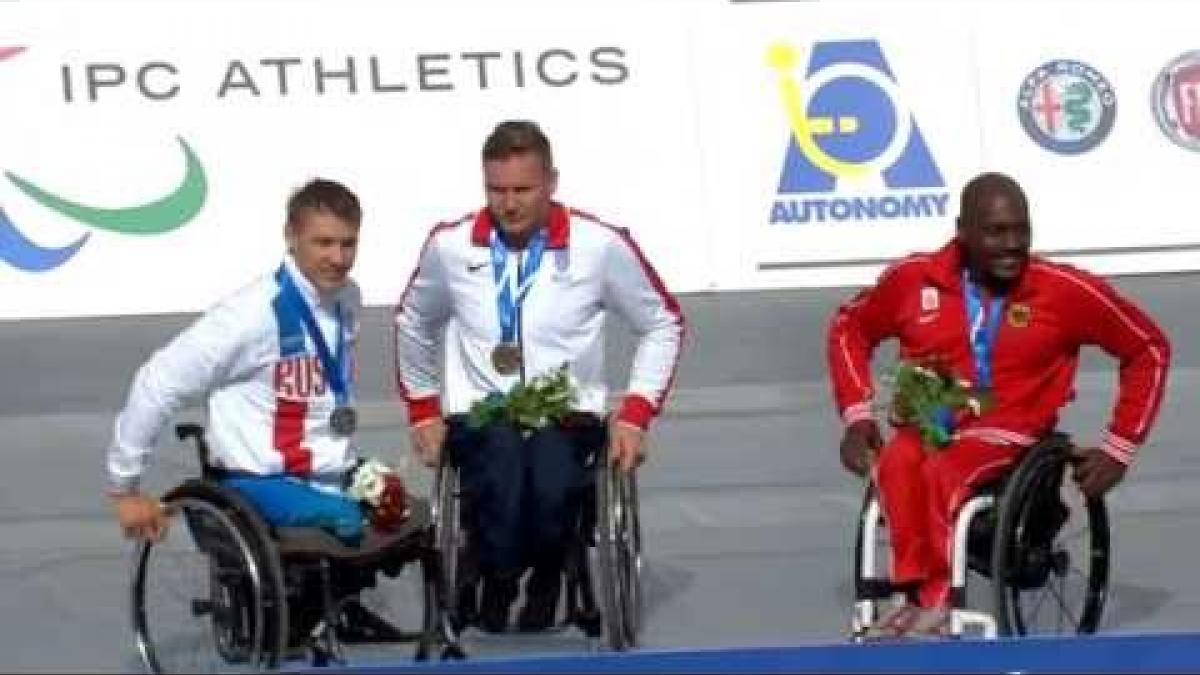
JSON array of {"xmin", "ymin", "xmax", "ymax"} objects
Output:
[
  {"xmin": 840, "ymin": 419, "xmax": 882, "ymax": 478},
  {"xmin": 410, "ymin": 418, "xmax": 448, "ymax": 468},
  {"xmin": 609, "ymin": 421, "xmax": 646, "ymax": 474},
  {"xmin": 112, "ymin": 492, "xmax": 168, "ymax": 541},
  {"xmin": 1069, "ymin": 446, "xmax": 1127, "ymax": 499}
]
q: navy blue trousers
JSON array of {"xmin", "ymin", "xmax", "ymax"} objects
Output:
[{"xmin": 447, "ymin": 416, "xmax": 603, "ymax": 576}]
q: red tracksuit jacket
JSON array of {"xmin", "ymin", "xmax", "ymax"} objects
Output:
[{"xmin": 827, "ymin": 239, "xmax": 1171, "ymax": 464}]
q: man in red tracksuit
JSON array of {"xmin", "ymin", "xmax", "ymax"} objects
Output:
[{"xmin": 827, "ymin": 172, "xmax": 1171, "ymax": 637}]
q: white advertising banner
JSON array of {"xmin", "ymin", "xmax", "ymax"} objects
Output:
[
  {"xmin": 694, "ymin": 1, "xmax": 983, "ymax": 292},
  {"xmin": 0, "ymin": 0, "xmax": 710, "ymax": 319},
  {"xmin": 1, "ymin": 0, "xmax": 1197, "ymax": 320},
  {"xmin": 701, "ymin": 0, "xmax": 1200, "ymax": 291},
  {"xmin": 972, "ymin": 1, "xmax": 1200, "ymax": 277}
]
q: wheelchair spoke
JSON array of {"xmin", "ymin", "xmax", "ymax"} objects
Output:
[{"xmin": 1018, "ymin": 564, "xmax": 1085, "ymax": 634}]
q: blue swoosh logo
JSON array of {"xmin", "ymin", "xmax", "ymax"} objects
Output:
[{"xmin": 0, "ymin": 206, "xmax": 90, "ymax": 272}]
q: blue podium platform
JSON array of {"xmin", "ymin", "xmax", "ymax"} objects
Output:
[{"xmin": 298, "ymin": 631, "xmax": 1200, "ymax": 674}]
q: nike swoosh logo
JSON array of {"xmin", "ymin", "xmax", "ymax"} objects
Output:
[
  {"xmin": 0, "ymin": 206, "xmax": 90, "ymax": 272},
  {"xmin": 467, "ymin": 261, "xmax": 488, "ymax": 272},
  {"xmin": 917, "ymin": 314, "xmax": 937, "ymax": 324},
  {"xmin": 4, "ymin": 135, "xmax": 207, "ymax": 235},
  {"xmin": 0, "ymin": 46, "xmax": 26, "ymax": 62}
]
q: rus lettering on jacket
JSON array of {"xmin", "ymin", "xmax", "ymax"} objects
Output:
[{"xmin": 274, "ymin": 356, "xmax": 327, "ymax": 399}]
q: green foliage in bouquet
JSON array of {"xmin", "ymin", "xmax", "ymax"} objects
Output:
[
  {"xmin": 469, "ymin": 363, "xmax": 578, "ymax": 431},
  {"xmin": 882, "ymin": 357, "xmax": 990, "ymax": 450}
]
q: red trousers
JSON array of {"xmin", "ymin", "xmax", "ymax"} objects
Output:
[{"xmin": 873, "ymin": 429, "xmax": 1022, "ymax": 608}]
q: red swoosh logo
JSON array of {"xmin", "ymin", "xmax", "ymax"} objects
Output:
[{"xmin": 0, "ymin": 46, "xmax": 26, "ymax": 61}]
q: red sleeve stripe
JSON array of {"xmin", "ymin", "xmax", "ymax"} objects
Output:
[
  {"xmin": 593, "ymin": 216, "xmax": 686, "ymax": 413},
  {"xmin": 391, "ymin": 218, "xmax": 463, "ymax": 405}
]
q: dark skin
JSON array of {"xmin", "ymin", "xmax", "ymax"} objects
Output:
[{"xmin": 840, "ymin": 178, "xmax": 1126, "ymax": 499}]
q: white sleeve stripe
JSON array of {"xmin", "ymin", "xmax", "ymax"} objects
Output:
[{"xmin": 1037, "ymin": 264, "xmax": 1168, "ymax": 436}]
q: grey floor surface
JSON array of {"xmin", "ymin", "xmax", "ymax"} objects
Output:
[{"xmin": 2, "ymin": 274, "xmax": 1198, "ymax": 672}]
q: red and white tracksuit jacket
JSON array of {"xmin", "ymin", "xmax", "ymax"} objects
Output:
[
  {"xmin": 106, "ymin": 256, "xmax": 362, "ymax": 493},
  {"xmin": 394, "ymin": 203, "xmax": 685, "ymax": 429},
  {"xmin": 827, "ymin": 239, "xmax": 1170, "ymax": 606}
]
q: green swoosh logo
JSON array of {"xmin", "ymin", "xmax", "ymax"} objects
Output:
[{"xmin": 4, "ymin": 136, "xmax": 207, "ymax": 235}]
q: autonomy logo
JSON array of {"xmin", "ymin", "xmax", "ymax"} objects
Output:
[
  {"xmin": 1151, "ymin": 51, "xmax": 1200, "ymax": 152},
  {"xmin": 0, "ymin": 46, "xmax": 207, "ymax": 272},
  {"xmin": 766, "ymin": 40, "xmax": 948, "ymax": 225},
  {"xmin": 1016, "ymin": 59, "xmax": 1116, "ymax": 155}
]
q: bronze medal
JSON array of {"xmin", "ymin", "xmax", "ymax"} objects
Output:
[
  {"xmin": 330, "ymin": 405, "xmax": 358, "ymax": 436},
  {"xmin": 491, "ymin": 342, "xmax": 522, "ymax": 375}
]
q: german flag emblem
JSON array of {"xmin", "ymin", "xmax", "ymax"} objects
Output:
[{"xmin": 1008, "ymin": 303, "xmax": 1031, "ymax": 328}]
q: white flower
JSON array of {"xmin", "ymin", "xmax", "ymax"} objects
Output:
[{"xmin": 348, "ymin": 458, "xmax": 395, "ymax": 506}]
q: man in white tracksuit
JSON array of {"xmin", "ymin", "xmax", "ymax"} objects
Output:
[
  {"xmin": 105, "ymin": 179, "xmax": 409, "ymax": 647},
  {"xmin": 106, "ymin": 178, "xmax": 367, "ymax": 543},
  {"xmin": 395, "ymin": 120, "xmax": 685, "ymax": 632}
]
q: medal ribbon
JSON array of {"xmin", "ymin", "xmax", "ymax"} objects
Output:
[
  {"xmin": 490, "ymin": 227, "xmax": 547, "ymax": 344},
  {"xmin": 962, "ymin": 270, "xmax": 1004, "ymax": 391},
  {"xmin": 276, "ymin": 265, "xmax": 350, "ymax": 407}
]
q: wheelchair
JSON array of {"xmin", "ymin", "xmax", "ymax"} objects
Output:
[
  {"xmin": 430, "ymin": 418, "xmax": 644, "ymax": 651},
  {"xmin": 129, "ymin": 424, "xmax": 463, "ymax": 673},
  {"xmin": 851, "ymin": 431, "xmax": 1110, "ymax": 639}
]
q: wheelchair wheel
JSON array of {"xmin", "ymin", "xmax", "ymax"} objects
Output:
[
  {"xmin": 991, "ymin": 440, "xmax": 1110, "ymax": 636},
  {"xmin": 131, "ymin": 481, "xmax": 287, "ymax": 673},
  {"xmin": 432, "ymin": 459, "xmax": 478, "ymax": 632},
  {"xmin": 593, "ymin": 458, "xmax": 643, "ymax": 651}
]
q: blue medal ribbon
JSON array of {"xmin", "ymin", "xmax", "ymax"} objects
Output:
[
  {"xmin": 962, "ymin": 270, "xmax": 1004, "ymax": 391},
  {"xmin": 275, "ymin": 265, "xmax": 350, "ymax": 407},
  {"xmin": 490, "ymin": 227, "xmax": 547, "ymax": 344}
]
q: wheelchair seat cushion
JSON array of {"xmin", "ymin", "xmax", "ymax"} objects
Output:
[{"xmin": 274, "ymin": 498, "xmax": 431, "ymax": 563}]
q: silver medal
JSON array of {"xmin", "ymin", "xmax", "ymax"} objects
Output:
[{"xmin": 330, "ymin": 405, "xmax": 357, "ymax": 436}]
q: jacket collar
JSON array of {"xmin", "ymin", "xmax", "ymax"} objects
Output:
[
  {"xmin": 282, "ymin": 254, "xmax": 345, "ymax": 310},
  {"xmin": 926, "ymin": 237, "xmax": 1036, "ymax": 299},
  {"xmin": 470, "ymin": 202, "xmax": 570, "ymax": 249}
]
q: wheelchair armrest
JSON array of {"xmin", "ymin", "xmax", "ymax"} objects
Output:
[{"xmin": 174, "ymin": 423, "xmax": 213, "ymax": 475}]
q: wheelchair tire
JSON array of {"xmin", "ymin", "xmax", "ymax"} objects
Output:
[
  {"xmin": 990, "ymin": 437, "xmax": 1110, "ymax": 637},
  {"xmin": 594, "ymin": 459, "xmax": 643, "ymax": 651},
  {"xmin": 431, "ymin": 461, "xmax": 466, "ymax": 627},
  {"xmin": 131, "ymin": 480, "xmax": 288, "ymax": 673}
]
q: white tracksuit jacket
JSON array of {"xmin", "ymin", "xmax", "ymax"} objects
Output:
[
  {"xmin": 394, "ymin": 203, "xmax": 685, "ymax": 429},
  {"xmin": 106, "ymin": 256, "xmax": 361, "ymax": 492}
]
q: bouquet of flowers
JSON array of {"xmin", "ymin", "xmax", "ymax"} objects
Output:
[
  {"xmin": 468, "ymin": 363, "xmax": 578, "ymax": 432},
  {"xmin": 883, "ymin": 356, "xmax": 990, "ymax": 450},
  {"xmin": 347, "ymin": 458, "xmax": 411, "ymax": 532}
]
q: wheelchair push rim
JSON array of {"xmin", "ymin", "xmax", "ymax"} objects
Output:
[
  {"xmin": 992, "ymin": 443, "xmax": 1110, "ymax": 637},
  {"xmin": 131, "ymin": 496, "xmax": 269, "ymax": 673},
  {"xmin": 594, "ymin": 458, "xmax": 644, "ymax": 651}
]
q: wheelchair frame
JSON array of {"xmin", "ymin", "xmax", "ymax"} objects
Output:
[
  {"xmin": 430, "ymin": 430, "xmax": 644, "ymax": 651},
  {"xmin": 851, "ymin": 431, "xmax": 1111, "ymax": 640},
  {"xmin": 129, "ymin": 424, "xmax": 462, "ymax": 673}
]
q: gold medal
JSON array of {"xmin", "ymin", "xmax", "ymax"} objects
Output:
[{"xmin": 491, "ymin": 342, "xmax": 522, "ymax": 375}]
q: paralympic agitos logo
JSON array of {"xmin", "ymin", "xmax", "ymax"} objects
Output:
[{"xmin": 0, "ymin": 46, "xmax": 207, "ymax": 272}]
